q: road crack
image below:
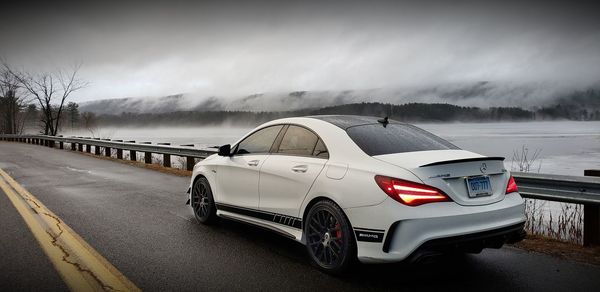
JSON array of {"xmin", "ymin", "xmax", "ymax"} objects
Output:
[{"xmin": 41, "ymin": 211, "xmax": 121, "ymax": 292}]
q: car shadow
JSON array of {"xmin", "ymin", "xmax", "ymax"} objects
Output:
[{"xmin": 203, "ymin": 217, "xmax": 507, "ymax": 290}]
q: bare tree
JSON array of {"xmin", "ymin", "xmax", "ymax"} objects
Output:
[
  {"xmin": 81, "ymin": 111, "xmax": 98, "ymax": 135},
  {"xmin": 0, "ymin": 63, "xmax": 28, "ymax": 134},
  {"xmin": 6, "ymin": 63, "xmax": 88, "ymax": 136}
]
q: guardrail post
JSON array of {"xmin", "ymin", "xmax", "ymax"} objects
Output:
[
  {"xmin": 117, "ymin": 149, "xmax": 123, "ymax": 159},
  {"xmin": 59, "ymin": 141, "xmax": 63, "ymax": 149},
  {"xmin": 186, "ymin": 157, "xmax": 195, "ymax": 171},
  {"xmin": 78, "ymin": 143, "xmax": 83, "ymax": 152},
  {"xmin": 158, "ymin": 143, "xmax": 171, "ymax": 167},
  {"xmin": 139, "ymin": 142, "xmax": 152, "ymax": 163},
  {"xmin": 164, "ymin": 154, "xmax": 171, "ymax": 167},
  {"xmin": 95, "ymin": 146, "xmax": 101, "ymax": 155},
  {"xmin": 584, "ymin": 170, "xmax": 600, "ymax": 246},
  {"xmin": 86, "ymin": 144, "xmax": 91, "ymax": 153},
  {"xmin": 105, "ymin": 146, "xmax": 112, "ymax": 157}
]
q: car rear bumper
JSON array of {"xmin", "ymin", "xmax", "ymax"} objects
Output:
[
  {"xmin": 344, "ymin": 193, "xmax": 526, "ymax": 263},
  {"xmin": 400, "ymin": 222, "xmax": 525, "ymax": 263}
]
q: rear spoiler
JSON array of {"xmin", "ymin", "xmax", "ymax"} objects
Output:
[{"xmin": 420, "ymin": 157, "xmax": 505, "ymax": 167}]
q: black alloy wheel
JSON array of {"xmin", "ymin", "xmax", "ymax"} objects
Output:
[
  {"xmin": 191, "ymin": 177, "xmax": 217, "ymax": 224},
  {"xmin": 305, "ymin": 200, "xmax": 356, "ymax": 273}
]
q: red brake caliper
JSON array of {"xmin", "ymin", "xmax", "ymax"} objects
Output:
[{"xmin": 335, "ymin": 223, "xmax": 342, "ymax": 239}]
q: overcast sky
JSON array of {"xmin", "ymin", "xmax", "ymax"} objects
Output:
[{"xmin": 2, "ymin": 0, "xmax": 599, "ymax": 103}]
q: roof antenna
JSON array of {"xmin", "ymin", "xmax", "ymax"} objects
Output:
[{"xmin": 377, "ymin": 116, "xmax": 389, "ymax": 127}]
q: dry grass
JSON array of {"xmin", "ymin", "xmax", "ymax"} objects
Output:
[
  {"xmin": 512, "ymin": 234, "xmax": 600, "ymax": 266},
  {"xmin": 78, "ymin": 152, "xmax": 192, "ymax": 177},
  {"xmin": 512, "ymin": 145, "xmax": 584, "ymax": 244}
]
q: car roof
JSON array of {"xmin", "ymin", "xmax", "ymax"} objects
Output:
[{"xmin": 306, "ymin": 115, "xmax": 400, "ymax": 130}]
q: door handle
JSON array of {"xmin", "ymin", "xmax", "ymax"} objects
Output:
[
  {"xmin": 247, "ymin": 160, "xmax": 260, "ymax": 167},
  {"xmin": 291, "ymin": 165, "xmax": 308, "ymax": 173}
]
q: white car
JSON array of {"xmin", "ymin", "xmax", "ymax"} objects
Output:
[{"xmin": 187, "ymin": 115, "xmax": 526, "ymax": 273}]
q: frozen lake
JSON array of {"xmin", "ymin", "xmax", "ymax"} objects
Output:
[{"xmin": 63, "ymin": 121, "xmax": 600, "ymax": 176}]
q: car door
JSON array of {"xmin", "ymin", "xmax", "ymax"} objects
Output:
[
  {"xmin": 259, "ymin": 125, "xmax": 329, "ymax": 218},
  {"xmin": 217, "ymin": 125, "xmax": 284, "ymax": 209}
]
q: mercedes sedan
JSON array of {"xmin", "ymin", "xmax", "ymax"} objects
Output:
[{"xmin": 187, "ymin": 115, "xmax": 526, "ymax": 273}]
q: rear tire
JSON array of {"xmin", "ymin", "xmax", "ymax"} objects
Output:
[
  {"xmin": 191, "ymin": 177, "xmax": 217, "ymax": 224},
  {"xmin": 305, "ymin": 200, "xmax": 356, "ymax": 274}
]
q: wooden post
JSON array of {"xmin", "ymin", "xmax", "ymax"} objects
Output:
[
  {"xmin": 130, "ymin": 150, "xmax": 137, "ymax": 161},
  {"xmin": 105, "ymin": 147, "xmax": 111, "ymax": 157},
  {"xmin": 584, "ymin": 170, "xmax": 600, "ymax": 246},
  {"xmin": 186, "ymin": 157, "xmax": 195, "ymax": 171},
  {"xmin": 163, "ymin": 154, "xmax": 171, "ymax": 168},
  {"xmin": 157, "ymin": 143, "xmax": 171, "ymax": 168},
  {"xmin": 125, "ymin": 141, "xmax": 136, "ymax": 161}
]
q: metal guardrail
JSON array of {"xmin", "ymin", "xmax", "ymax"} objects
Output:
[
  {"xmin": 513, "ymin": 172, "xmax": 600, "ymax": 205},
  {"xmin": 0, "ymin": 134, "xmax": 217, "ymax": 170},
  {"xmin": 1, "ymin": 134, "xmax": 599, "ymax": 246},
  {"xmin": 513, "ymin": 171, "xmax": 600, "ymax": 246}
]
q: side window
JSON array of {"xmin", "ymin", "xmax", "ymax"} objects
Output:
[
  {"xmin": 313, "ymin": 139, "xmax": 329, "ymax": 159},
  {"xmin": 236, "ymin": 125, "xmax": 283, "ymax": 155},
  {"xmin": 278, "ymin": 125, "xmax": 320, "ymax": 157}
]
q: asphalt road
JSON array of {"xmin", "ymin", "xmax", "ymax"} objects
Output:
[{"xmin": 0, "ymin": 141, "xmax": 598, "ymax": 291}]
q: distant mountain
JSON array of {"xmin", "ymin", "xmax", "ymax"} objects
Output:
[
  {"xmin": 79, "ymin": 82, "xmax": 600, "ymax": 115},
  {"xmin": 94, "ymin": 102, "xmax": 599, "ymax": 127}
]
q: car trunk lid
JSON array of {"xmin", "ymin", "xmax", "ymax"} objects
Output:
[{"xmin": 374, "ymin": 150, "xmax": 510, "ymax": 206}]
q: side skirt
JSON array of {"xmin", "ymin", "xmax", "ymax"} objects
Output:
[{"xmin": 215, "ymin": 203, "xmax": 303, "ymax": 241}]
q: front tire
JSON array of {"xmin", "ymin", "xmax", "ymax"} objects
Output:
[
  {"xmin": 191, "ymin": 177, "xmax": 217, "ymax": 224},
  {"xmin": 305, "ymin": 200, "xmax": 356, "ymax": 274}
]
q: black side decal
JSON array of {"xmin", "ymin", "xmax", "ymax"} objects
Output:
[
  {"xmin": 216, "ymin": 203, "xmax": 302, "ymax": 229},
  {"xmin": 354, "ymin": 228, "xmax": 385, "ymax": 243}
]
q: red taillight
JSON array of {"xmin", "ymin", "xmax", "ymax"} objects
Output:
[
  {"xmin": 374, "ymin": 175, "xmax": 450, "ymax": 206},
  {"xmin": 505, "ymin": 175, "xmax": 518, "ymax": 194}
]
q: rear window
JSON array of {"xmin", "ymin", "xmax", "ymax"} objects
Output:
[{"xmin": 346, "ymin": 123, "xmax": 459, "ymax": 156}]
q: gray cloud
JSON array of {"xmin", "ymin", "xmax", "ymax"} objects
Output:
[{"xmin": 2, "ymin": 0, "xmax": 600, "ymax": 105}]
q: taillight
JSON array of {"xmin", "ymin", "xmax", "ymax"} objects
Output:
[
  {"xmin": 505, "ymin": 175, "xmax": 518, "ymax": 194},
  {"xmin": 374, "ymin": 175, "xmax": 450, "ymax": 206}
]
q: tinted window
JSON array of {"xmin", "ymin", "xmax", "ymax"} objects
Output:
[
  {"xmin": 313, "ymin": 139, "xmax": 329, "ymax": 159},
  {"xmin": 236, "ymin": 125, "xmax": 283, "ymax": 155},
  {"xmin": 346, "ymin": 123, "xmax": 459, "ymax": 156},
  {"xmin": 278, "ymin": 125, "xmax": 319, "ymax": 156}
]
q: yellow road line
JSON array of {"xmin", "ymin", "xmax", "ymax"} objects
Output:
[{"xmin": 0, "ymin": 168, "xmax": 140, "ymax": 292}]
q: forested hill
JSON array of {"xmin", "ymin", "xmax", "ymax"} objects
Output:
[{"xmin": 93, "ymin": 102, "xmax": 598, "ymax": 127}]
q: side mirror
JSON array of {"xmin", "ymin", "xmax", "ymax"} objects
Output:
[{"xmin": 218, "ymin": 144, "xmax": 231, "ymax": 157}]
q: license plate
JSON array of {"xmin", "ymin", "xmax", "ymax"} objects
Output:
[{"xmin": 465, "ymin": 176, "xmax": 492, "ymax": 198}]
